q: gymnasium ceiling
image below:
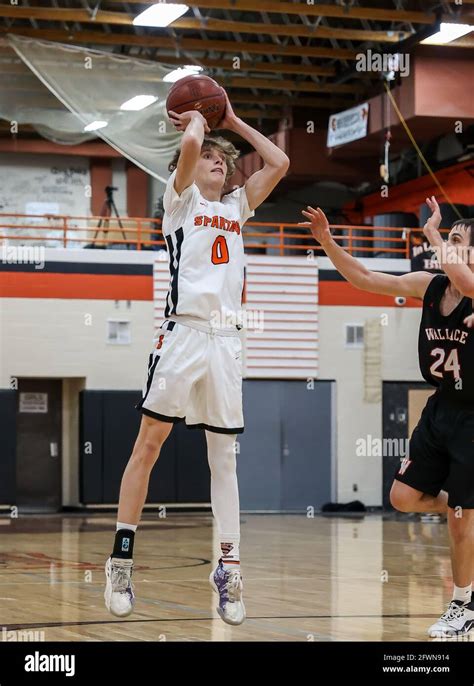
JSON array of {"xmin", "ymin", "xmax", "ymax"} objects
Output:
[{"xmin": 0, "ymin": 0, "xmax": 473, "ymax": 140}]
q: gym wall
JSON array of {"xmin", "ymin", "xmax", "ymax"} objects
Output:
[{"xmin": 0, "ymin": 250, "xmax": 424, "ymax": 508}]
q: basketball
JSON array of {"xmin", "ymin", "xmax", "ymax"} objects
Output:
[{"xmin": 166, "ymin": 75, "xmax": 226, "ymax": 130}]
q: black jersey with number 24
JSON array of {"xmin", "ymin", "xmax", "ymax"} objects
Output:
[{"xmin": 418, "ymin": 274, "xmax": 474, "ymax": 404}]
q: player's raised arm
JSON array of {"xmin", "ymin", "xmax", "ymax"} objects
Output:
[
  {"xmin": 168, "ymin": 110, "xmax": 210, "ymax": 195},
  {"xmin": 218, "ymin": 92, "xmax": 289, "ymax": 211},
  {"xmin": 299, "ymin": 206, "xmax": 434, "ymax": 299}
]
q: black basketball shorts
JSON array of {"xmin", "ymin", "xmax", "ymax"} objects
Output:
[{"xmin": 394, "ymin": 391, "xmax": 474, "ymax": 509}]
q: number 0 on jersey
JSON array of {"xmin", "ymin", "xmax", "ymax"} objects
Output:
[{"xmin": 211, "ymin": 236, "xmax": 229, "ymax": 264}]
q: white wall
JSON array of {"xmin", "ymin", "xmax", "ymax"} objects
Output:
[
  {"xmin": 0, "ymin": 295, "xmax": 153, "ymax": 508},
  {"xmin": 0, "ymin": 250, "xmax": 425, "ymax": 507},
  {"xmin": 0, "ymin": 298, "xmax": 154, "ymax": 389},
  {"xmin": 0, "ymin": 300, "xmax": 421, "ymax": 507},
  {"xmin": 0, "ymin": 246, "xmax": 155, "ymax": 509}
]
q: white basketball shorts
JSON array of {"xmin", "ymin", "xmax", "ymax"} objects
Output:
[{"xmin": 136, "ymin": 317, "xmax": 244, "ymax": 434}]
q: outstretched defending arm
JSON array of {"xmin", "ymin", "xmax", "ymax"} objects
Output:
[{"xmin": 299, "ymin": 206, "xmax": 433, "ymax": 299}]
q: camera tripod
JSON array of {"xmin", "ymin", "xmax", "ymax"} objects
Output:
[{"xmin": 92, "ymin": 186, "xmax": 129, "ymax": 249}]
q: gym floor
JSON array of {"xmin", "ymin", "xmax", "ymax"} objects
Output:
[{"xmin": 0, "ymin": 512, "xmax": 460, "ymax": 642}]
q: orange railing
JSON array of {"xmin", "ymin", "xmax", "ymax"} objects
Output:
[{"xmin": 0, "ymin": 214, "xmax": 445, "ymax": 257}]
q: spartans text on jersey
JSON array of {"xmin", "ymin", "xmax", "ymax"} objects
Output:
[{"xmin": 194, "ymin": 215, "xmax": 241, "ymax": 235}]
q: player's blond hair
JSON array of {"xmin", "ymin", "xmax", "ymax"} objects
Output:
[{"xmin": 168, "ymin": 134, "xmax": 240, "ymax": 182}]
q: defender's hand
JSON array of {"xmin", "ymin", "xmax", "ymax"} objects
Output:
[
  {"xmin": 423, "ymin": 196, "xmax": 443, "ymax": 247},
  {"xmin": 299, "ymin": 206, "xmax": 332, "ymax": 246}
]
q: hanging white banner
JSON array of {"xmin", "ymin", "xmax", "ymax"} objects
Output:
[{"xmin": 327, "ymin": 103, "xmax": 369, "ymax": 148}]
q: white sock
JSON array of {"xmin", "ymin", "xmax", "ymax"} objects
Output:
[
  {"xmin": 220, "ymin": 535, "xmax": 240, "ymax": 568},
  {"xmin": 116, "ymin": 521, "xmax": 137, "ymax": 532},
  {"xmin": 205, "ymin": 431, "xmax": 241, "ymax": 568},
  {"xmin": 452, "ymin": 584, "xmax": 471, "ymax": 603}
]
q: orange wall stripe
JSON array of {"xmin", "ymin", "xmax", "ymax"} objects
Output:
[
  {"xmin": 0, "ymin": 273, "xmax": 421, "ymax": 307},
  {"xmin": 0, "ymin": 273, "xmax": 153, "ymax": 300}
]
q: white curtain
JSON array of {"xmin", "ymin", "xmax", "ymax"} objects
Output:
[{"xmin": 4, "ymin": 34, "xmax": 181, "ymax": 183}]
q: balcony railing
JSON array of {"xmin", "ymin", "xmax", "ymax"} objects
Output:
[{"xmin": 0, "ymin": 213, "xmax": 445, "ymax": 258}]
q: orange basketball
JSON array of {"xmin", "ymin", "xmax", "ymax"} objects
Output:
[{"xmin": 166, "ymin": 75, "xmax": 226, "ymax": 130}]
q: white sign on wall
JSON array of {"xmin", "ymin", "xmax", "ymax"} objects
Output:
[
  {"xmin": 0, "ymin": 153, "xmax": 90, "ymax": 246},
  {"xmin": 327, "ymin": 103, "xmax": 369, "ymax": 148},
  {"xmin": 19, "ymin": 392, "xmax": 48, "ymax": 413}
]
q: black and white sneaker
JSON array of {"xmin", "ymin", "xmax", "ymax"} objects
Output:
[{"xmin": 428, "ymin": 599, "xmax": 474, "ymax": 637}]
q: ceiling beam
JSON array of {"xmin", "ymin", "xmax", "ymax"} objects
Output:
[
  {"xmin": 228, "ymin": 93, "xmax": 351, "ymax": 108},
  {"xmin": 0, "ymin": 6, "xmax": 410, "ymax": 42},
  {"xmin": 0, "ymin": 100, "xmax": 282, "ymax": 120},
  {"xmin": 0, "ymin": 28, "xmax": 359, "ymax": 60},
  {"xmin": 112, "ymin": 0, "xmax": 435, "ymax": 25},
  {"xmin": 154, "ymin": 17, "xmax": 411, "ymax": 43},
  {"xmin": 0, "ymin": 65, "xmax": 361, "ymax": 97},
  {"xmin": 336, "ymin": 16, "xmax": 442, "ymax": 85},
  {"xmin": 0, "ymin": 83, "xmax": 351, "ymax": 110},
  {"xmin": 0, "ymin": 137, "xmax": 122, "ymax": 155},
  {"xmin": 148, "ymin": 54, "xmax": 338, "ymax": 78},
  {"xmin": 235, "ymin": 108, "xmax": 281, "ymax": 119},
  {"xmin": 223, "ymin": 77, "xmax": 365, "ymax": 94},
  {"xmin": 0, "ymin": 53, "xmax": 340, "ymax": 78},
  {"xmin": 0, "ymin": 5, "xmax": 131, "ymax": 25},
  {"xmin": 2, "ymin": 69, "xmax": 354, "ymax": 104}
]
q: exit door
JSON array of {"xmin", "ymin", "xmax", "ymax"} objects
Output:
[{"xmin": 16, "ymin": 379, "xmax": 62, "ymax": 512}]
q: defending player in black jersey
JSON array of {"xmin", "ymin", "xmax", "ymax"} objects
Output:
[{"xmin": 300, "ymin": 199, "xmax": 474, "ymax": 638}]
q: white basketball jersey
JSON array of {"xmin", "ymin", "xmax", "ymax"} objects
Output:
[{"xmin": 162, "ymin": 170, "xmax": 254, "ymax": 323}]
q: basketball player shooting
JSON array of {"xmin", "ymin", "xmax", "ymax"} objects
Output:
[
  {"xmin": 104, "ymin": 91, "xmax": 289, "ymax": 625},
  {"xmin": 300, "ymin": 201, "xmax": 474, "ymax": 638}
]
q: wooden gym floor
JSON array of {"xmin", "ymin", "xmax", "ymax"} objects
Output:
[{"xmin": 0, "ymin": 512, "xmax": 461, "ymax": 642}]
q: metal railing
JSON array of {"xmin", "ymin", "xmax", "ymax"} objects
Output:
[{"xmin": 0, "ymin": 213, "xmax": 444, "ymax": 257}]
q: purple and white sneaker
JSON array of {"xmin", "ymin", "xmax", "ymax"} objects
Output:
[{"xmin": 209, "ymin": 559, "xmax": 246, "ymax": 626}]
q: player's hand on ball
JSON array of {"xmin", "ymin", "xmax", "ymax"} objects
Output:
[
  {"xmin": 299, "ymin": 206, "xmax": 332, "ymax": 245},
  {"xmin": 218, "ymin": 91, "xmax": 239, "ymax": 131},
  {"xmin": 423, "ymin": 196, "xmax": 442, "ymax": 246},
  {"xmin": 168, "ymin": 110, "xmax": 210, "ymax": 133}
]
